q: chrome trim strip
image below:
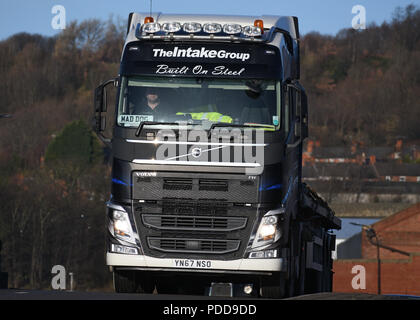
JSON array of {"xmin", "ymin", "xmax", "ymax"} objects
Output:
[
  {"xmin": 132, "ymin": 159, "xmax": 261, "ymax": 167},
  {"xmin": 107, "ymin": 252, "xmax": 284, "ymax": 272},
  {"xmin": 126, "ymin": 139, "xmax": 267, "ymax": 147}
]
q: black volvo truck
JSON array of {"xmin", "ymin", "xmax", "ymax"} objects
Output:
[{"xmin": 93, "ymin": 13, "xmax": 341, "ymax": 298}]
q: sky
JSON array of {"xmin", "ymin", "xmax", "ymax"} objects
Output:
[{"xmin": 0, "ymin": 0, "xmax": 420, "ymax": 40}]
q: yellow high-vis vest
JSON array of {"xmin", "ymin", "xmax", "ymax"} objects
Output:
[{"xmin": 177, "ymin": 112, "xmax": 233, "ymax": 123}]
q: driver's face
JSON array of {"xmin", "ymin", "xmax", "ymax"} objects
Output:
[{"xmin": 147, "ymin": 93, "xmax": 159, "ymax": 104}]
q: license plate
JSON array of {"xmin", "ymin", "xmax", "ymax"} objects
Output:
[{"xmin": 173, "ymin": 259, "xmax": 212, "ymax": 269}]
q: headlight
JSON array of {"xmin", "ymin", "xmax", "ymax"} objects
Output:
[
  {"xmin": 251, "ymin": 211, "xmax": 283, "ymax": 250},
  {"xmin": 113, "ymin": 210, "xmax": 131, "ymax": 238},
  {"xmin": 108, "ymin": 205, "xmax": 136, "ymax": 244}
]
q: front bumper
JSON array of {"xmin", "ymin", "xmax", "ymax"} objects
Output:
[{"xmin": 107, "ymin": 252, "xmax": 285, "ymax": 274}]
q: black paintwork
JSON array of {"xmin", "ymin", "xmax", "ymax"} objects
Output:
[
  {"xmin": 104, "ymin": 36, "xmax": 303, "ymax": 261},
  {"xmin": 120, "ymin": 42, "xmax": 282, "ymax": 80}
]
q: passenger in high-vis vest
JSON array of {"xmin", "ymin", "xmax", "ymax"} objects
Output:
[{"xmin": 177, "ymin": 112, "xmax": 233, "ymax": 123}]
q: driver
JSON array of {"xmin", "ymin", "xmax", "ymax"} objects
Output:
[
  {"xmin": 129, "ymin": 87, "xmax": 169, "ymax": 118},
  {"xmin": 144, "ymin": 87, "xmax": 161, "ymax": 112}
]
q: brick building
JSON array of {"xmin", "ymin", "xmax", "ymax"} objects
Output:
[{"xmin": 333, "ymin": 203, "xmax": 420, "ymax": 295}]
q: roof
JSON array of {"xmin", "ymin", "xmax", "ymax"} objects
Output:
[
  {"xmin": 360, "ymin": 147, "xmax": 394, "ymax": 159},
  {"xmin": 303, "ymin": 163, "xmax": 378, "ymax": 179},
  {"xmin": 375, "ymin": 163, "xmax": 420, "ymax": 176},
  {"xmin": 312, "ymin": 147, "xmax": 353, "ymax": 159},
  {"xmin": 372, "ymin": 203, "xmax": 420, "ymax": 233}
]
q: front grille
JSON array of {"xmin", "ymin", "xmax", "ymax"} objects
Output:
[
  {"xmin": 199, "ymin": 179, "xmax": 228, "ymax": 192},
  {"xmin": 162, "ymin": 199, "xmax": 229, "ymax": 215},
  {"xmin": 133, "ymin": 172, "xmax": 259, "ymax": 203},
  {"xmin": 148, "ymin": 238, "xmax": 240, "ymax": 254},
  {"xmin": 134, "ymin": 199, "xmax": 261, "ymax": 259},
  {"xmin": 163, "ymin": 178, "xmax": 193, "ymax": 191},
  {"xmin": 132, "ymin": 172, "xmax": 263, "ymax": 259},
  {"xmin": 142, "ymin": 214, "xmax": 247, "ymax": 231}
]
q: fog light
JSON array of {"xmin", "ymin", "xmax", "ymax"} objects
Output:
[{"xmin": 244, "ymin": 284, "xmax": 253, "ymax": 295}]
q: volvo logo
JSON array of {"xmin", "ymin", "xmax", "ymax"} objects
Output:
[
  {"xmin": 136, "ymin": 172, "xmax": 157, "ymax": 177},
  {"xmin": 191, "ymin": 147, "xmax": 202, "ymax": 158}
]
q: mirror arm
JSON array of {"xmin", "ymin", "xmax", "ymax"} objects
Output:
[{"xmin": 287, "ymin": 138, "xmax": 301, "ymax": 149}]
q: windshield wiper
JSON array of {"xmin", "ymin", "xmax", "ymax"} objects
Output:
[
  {"xmin": 135, "ymin": 121, "xmax": 180, "ymax": 137},
  {"xmin": 207, "ymin": 123, "xmax": 271, "ymax": 138}
]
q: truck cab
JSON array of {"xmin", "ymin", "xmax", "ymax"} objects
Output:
[{"xmin": 94, "ymin": 13, "xmax": 340, "ymax": 298}]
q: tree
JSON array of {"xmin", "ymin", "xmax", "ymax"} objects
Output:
[{"xmin": 45, "ymin": 120, "xmax": 103, "ymax": 185}]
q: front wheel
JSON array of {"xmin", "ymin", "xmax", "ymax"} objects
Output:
[{"xmin": 113, "ymin": 270, "xmax": 155, "ymax": 293}]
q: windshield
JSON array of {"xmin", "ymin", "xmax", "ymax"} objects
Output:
[{"xmin": 117, "ymin": 76, "xmax": 281, "ymax": 130}]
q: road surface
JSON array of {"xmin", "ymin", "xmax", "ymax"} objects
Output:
[{"xmin": 0, "ymin": 289, "xmax": 417, "ymax": 300}]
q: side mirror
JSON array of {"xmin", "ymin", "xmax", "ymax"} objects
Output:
[
  {"xmin": 294, "ymin": 91, "xmax": 302, "ymax": 139},
  {"xmin": 93, "ymin": 86, "xmax": 106, "ymax": 133},
  {"xmin": 94, "ymin": 78, "xmax": 117, "ymax": 114},
  {"xmin": 287, "ymin": 85, "xmax": 308, "ymax": 149},
  {"xmin": 94, "ymin": 86, "xmax": 104, "ymax": 113},
  {"xmin": 301, "ymin": 90, "xmax": 308, "ymax": 140},
  {"xmin": 293, "ymin": 89, "xmax": 308, "ymax": 140},
  {"xmin": 93, "ymin": 78, "xmax": 117, "ymax": 145}
]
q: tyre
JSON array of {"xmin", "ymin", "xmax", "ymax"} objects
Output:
[
  {"xmin": 260, "ymin": 273, "xmax": 287, "ymax": 299},
  {"xmin": 155, "ymin": 278, "xmax": 177, "ymax": 294},
  {"xmin": 260, "ymin": 284, "xmax": 285, "ymax": 299},
  {"xmin": 113, "ymin": 270, "xmax": 137, "ymax": 293},
  {"xmin": 178, "ymin": 283, "xmax": 204, "ymax": 296},
  {"xmin": 113, "ymin": 270, "xmax": 155, "ymax": 293}
]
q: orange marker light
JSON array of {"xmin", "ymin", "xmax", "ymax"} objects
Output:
[
  {"xmin": 144, "ymin": 16, "xmax": 154, "ymax": 24},
  {"xmin": 254, "ymin": 19, "xmax": 264, "ymax": 33}
]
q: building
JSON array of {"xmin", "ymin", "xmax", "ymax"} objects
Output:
[{"xmin": 333, "ymin": 203, "xmax": 420, "ymax": 295}]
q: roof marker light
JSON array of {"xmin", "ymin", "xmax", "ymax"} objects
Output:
[
  {"xmin": 144, "ymin": 16, "xmax": 154, "ymax": 24},
  {"xmin": 203, "ymin": 23, "xmax": 223, "ymax": 34},
  {"xmin": 223, "ymin": 24, "xmax": 242, "ymax": 35},
  {"xmin": 183, "ymin": 22, "xmax": 202, "ymax": 33},
  {"xmin": 254, "ymin": 19, "xmax": 264, "ymax": 34}
]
